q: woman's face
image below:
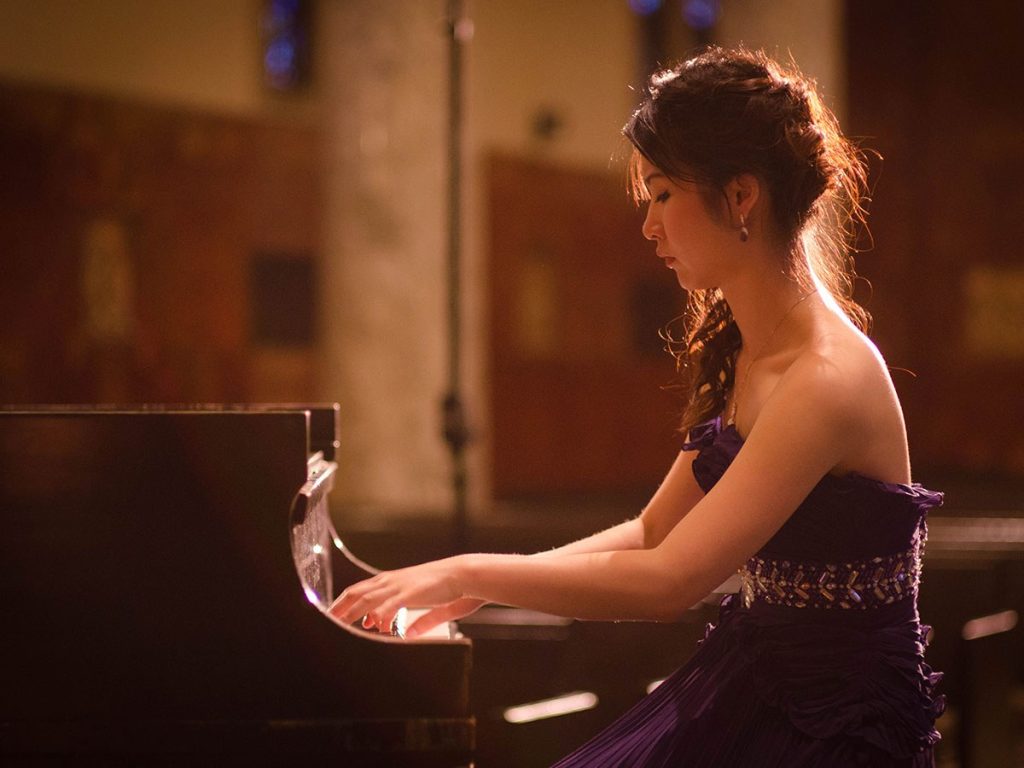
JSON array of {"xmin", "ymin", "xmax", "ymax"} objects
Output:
[{"xmin": 639, "ymin": 157, "xmax": 734, "ymax": 290}]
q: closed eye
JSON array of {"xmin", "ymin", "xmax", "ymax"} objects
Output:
[{"xmin": 654, "ymin": 190, "xmax": 670, "ymax": 203}]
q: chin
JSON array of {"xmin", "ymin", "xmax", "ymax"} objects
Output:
[{"xmin": 674, "ymin": 271, "xmax": 712, "ymax": 292}]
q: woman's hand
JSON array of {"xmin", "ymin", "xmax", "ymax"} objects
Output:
[
  {"xmin": 404, "ymin": 597, "xmax": 487, "ymax": 638},
  {"xmin": 328, "ymin": 555, "xmax": 472, "ymax": 638}
]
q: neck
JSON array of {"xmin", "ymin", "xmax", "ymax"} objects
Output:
[{"xmin": 719, "ymin": 244, "xmax": 813, "ymax": 355}]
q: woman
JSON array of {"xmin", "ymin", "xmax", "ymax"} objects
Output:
[{"xmin": 331, "ymin": 46, "xmax": 944, "ymax": 766}]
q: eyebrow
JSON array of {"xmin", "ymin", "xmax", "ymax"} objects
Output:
[{"xmin": 643, "ymin": 172, "xmax": 666, "ymax": 187}]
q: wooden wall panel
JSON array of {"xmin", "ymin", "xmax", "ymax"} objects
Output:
[
  {"xmin": 847, "ymin": 0, "xmax": 1024, "ymax": 478},
  {"xmin": 0, "ymin": 81, "xmax": 321, "ymax": 405},
  {"xmin": 487, "ymin": 155, "xmax": 684, "ymax": 498}
]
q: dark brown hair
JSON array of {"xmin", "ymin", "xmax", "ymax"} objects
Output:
[{"xmin": 623, "ymin": 46, "xmax": 871, "ymax": 437}]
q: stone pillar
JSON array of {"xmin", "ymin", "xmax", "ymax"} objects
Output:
[{"xmin": 318, "ymin": 0, "xmax": 456, "ymax": 518}]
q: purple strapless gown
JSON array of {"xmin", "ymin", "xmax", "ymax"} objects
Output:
[{"xmin": 552, "ymin": 416, "xmax": 945, "ymax": 767}]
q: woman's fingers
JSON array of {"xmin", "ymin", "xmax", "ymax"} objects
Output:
[
  {"xmin": 329, "ymin": 580, "xmax": 394, "ymax": 626},
  {"xmin": 404, "ymin": 606, "xmax": 453, "ymax": 639},
  {"xmin": 328, "ymin": 590, "xmax": 368, "ymax": 624},
  {"xmin": 326, "ymin": 560, "xmax": 466, "ymax": 636},
  {"xmin": 405, "ymin": 597, "xmax": 485, "ymax": 639},
  {"xmin": 374, "ymin": 598, "xmax": 405, "ymax": 636}
]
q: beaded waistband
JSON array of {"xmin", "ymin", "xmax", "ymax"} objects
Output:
[{"xmin": 738, "ymin": 530, "xmax": 924, "ymax": 611}]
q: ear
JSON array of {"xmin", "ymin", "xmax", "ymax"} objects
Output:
[{"xmin": 724, "ymin": 174, "xmax": 761, "ymax": 224}]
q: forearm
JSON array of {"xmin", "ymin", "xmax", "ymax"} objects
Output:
[
  {"xmin": 458, "ymin": 549, "xmax": 693, "ymax": 622},
  {"xmin": 533, "ymin": 516, "xmax": 646, "ymax": 558},
  {"xmin": 532, "ymin": 452, "xmax": 704, "ymax": 559},
  {"xmin": 330, "ymin": 527, "xmax": 703, "ymax": 635}
]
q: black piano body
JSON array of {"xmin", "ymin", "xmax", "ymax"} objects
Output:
[{"xmin": 0, "ymin": 404, "xmax": 473, "ymax": 766}]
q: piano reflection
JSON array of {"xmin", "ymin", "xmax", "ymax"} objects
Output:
[{"xmin": 0, "ymin": 404, "xmax": 473, "ymax": 766}]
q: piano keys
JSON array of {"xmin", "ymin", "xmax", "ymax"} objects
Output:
[{"xmin": 0, "ymin": 404, "xmax": 473, "ymax": 766}]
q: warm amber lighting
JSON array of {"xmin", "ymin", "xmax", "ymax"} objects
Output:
[
  {"xmin": 646, "ymin": 678, "xmax": 665, "ymax": 694},
  {"xmin": 961, "ymin": 610, "xmax": 1018, "ymax": 641},
  {"xmin": 503, "ymin": 691, "xmax": 598, "ymax": 724}
]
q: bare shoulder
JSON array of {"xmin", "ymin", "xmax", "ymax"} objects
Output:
[
  {"xmin": 778, "ymin": 315, "xmax": 909, "ymax": 481},
  {"xmin": 793, "ymin": 321, "xmax": 894, "ymax": 414}
]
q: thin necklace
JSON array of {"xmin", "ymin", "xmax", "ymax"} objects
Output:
[{"xmin": 728, "ymin": 290, "xmax": 817, "ymax": 425}]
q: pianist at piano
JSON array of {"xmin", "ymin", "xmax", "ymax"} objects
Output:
[{"xmin": 328, "ymin": 46, "xmax": 949, "ymax": 768}]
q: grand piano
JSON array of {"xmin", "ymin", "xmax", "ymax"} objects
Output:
[{"xmin": 0, "ymin": 405, "xmax": 473, "ymax": 766}]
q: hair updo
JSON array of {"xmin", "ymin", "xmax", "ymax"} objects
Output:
[{"xmin": 623, "ymin": 46, "xmax": 871, "ymax": 436}]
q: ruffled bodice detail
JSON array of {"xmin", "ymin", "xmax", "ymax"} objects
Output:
[
  {"xmin": 685, "ymin": 415, "xmax": 945, "ymax": 757},
  {"xmin": 552, "ymin": 415, "xmax": 946, "ymax": 767},
  {"xmin": 683, "ymin": 415, "xmax": 944, "ymax": 563}
]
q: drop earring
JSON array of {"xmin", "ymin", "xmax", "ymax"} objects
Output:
[{"xmin": 739, "ymin": 214, "xmax": 750, "ymax": 243}]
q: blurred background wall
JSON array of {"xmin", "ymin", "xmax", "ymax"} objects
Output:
[
  {"xmin": 2, "ymin": 1, "xmax": 1022, "ymax": 765},
  {"xmin": 0, "ymin": 0, "xmax": 866, "ymax": 518},
  {"xmin": 0, "ymin": 0, "xmax": 1021, "ymax": 523}
]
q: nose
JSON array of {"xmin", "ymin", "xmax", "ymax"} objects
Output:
[{"xmin": 641, "ymin": 203, "xmax": 661, "ymax": 241}]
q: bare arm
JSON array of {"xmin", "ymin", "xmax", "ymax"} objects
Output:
[
  {"xmin": 331, "ymin": 357, "xmax": 863, "ymax": 635},
  {"xmin": 537, "ymin": 449, "xmax": 705, "ymax": 557},
  {"xmin": 369, "ymin": 451, "xmax": 703, "ymax": 633}
]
